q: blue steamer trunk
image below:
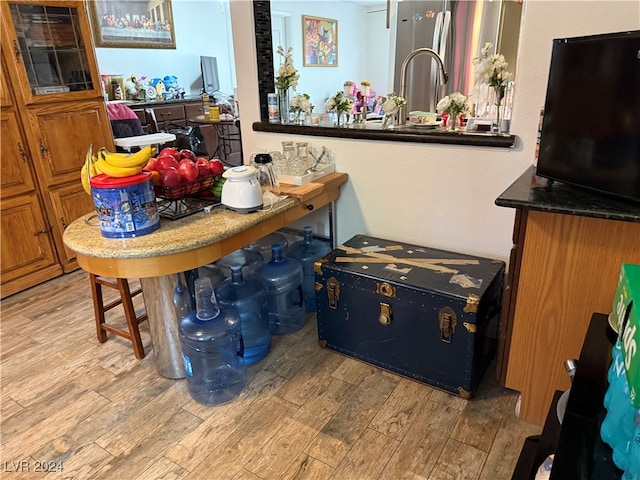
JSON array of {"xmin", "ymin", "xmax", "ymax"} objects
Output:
[{"xmin": 315, "ymin": 235, "xmax": 505, "ymax": 399}]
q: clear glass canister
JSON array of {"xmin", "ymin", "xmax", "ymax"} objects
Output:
[{"xmin": 252, "ymin": 153, "xmax": 279, "ymax": 190}]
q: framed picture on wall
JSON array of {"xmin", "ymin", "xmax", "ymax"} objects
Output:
[
  {"xmin": 302, "ymin": 15, "xmax": 338, "ymax": 66},
  {"xmin": 88, "ymin": 0, "xmax": 176, "ymax": 49}
]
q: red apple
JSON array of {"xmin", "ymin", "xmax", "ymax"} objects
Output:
[
  {"xmin": 195, "ymin": 158, "xmax": 211, "ymax": 178},
  {"xmin": 208, "ymin": 159, "xmax": 224, "ymax": 176},
  {"xmin": 178, "ymin": 159, "xmax": 198, "ymax": 182},
  {"xmin": 158, "ymin": 147, "xmax": 180, "ymax": 161},
  {"xmin": 180, "ymin": 149, "xmax": 196, "ymax": 161},
  {"xmin": 157, "ymin": 154, "xmax": 179, "ymax": 172},
  {"xmin": 197, "ymin": 164, "xmax": 210, "ymax": 179},
  {"xmin": 144, "ymin": 157, "xmax": 158, "ymax": 172},
  {"xmin": 160, "ymin": 167, "xmax": 181, "ymax": 187}
]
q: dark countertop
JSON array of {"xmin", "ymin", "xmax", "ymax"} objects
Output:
[
  {"xmin": 253, "ymin": 121, "xmax": 516, "ymax": 148},
  {"xmin": 495, "ymin": 165, "xmax": 640, "ymax": 223},
  {"xmin": 115, "ymin": 95, "xmax": 203, "ymax": 107}
]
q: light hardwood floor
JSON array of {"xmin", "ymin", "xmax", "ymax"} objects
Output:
[{"xmin": 1, "ymin": 270, "xmax": 541, "ymax": 480}]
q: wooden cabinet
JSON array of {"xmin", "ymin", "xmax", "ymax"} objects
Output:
[
  {"xmin": 501, "ymin": 210, "xmax": 640, "ymax": 426},
  {"xmin": 0, "ymin": 0, "xmax": 113, "ymax": 298},
  {"xmin": 1, "ymin": 1, "xmax": 103, "ymax": 105},
  {"xmin": 1, "ymin": 193, "xmax": 61, "ymax": 293}
]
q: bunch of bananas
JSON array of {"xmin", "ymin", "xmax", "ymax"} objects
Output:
[
  {"xmin": 80, "ymin": 145, "xmax": 156, "ymax": 195},
  {"xmin": 95, "ymin": 146, "xmax": 156, "ymax": 178},
  {"xmin": 81, "ymin": 145, "xmax": 98, "ymax": 195}
]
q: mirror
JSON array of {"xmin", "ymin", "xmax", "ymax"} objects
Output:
[{"xmin": 253, "ymin": 0, "xmax": 522, "ymax": 124}]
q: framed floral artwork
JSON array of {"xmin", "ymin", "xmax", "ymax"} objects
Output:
[
  {"xmin": 302, "ymin": 16, "xmax": 338, "ymax": 67},
  {"xmin": 88, "ymin": 0, "xmax": 176, "ymax": 49}
]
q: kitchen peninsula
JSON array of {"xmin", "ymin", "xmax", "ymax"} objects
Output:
[
  {"xmin": 495, "ymin": 166, "xmax": 640, "ymax": 426},
  {"xmin": 63, "ymin": 173, "xmax": 347, "ymax": 379}
]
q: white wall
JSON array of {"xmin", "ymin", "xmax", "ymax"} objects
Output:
[
  {"xmin": 94, "ymin": 0, "xmax": 236, "ymax": 97},
  {"xmin": 230, "ymin": 0, "xmax": 639, "ymax": 264}
]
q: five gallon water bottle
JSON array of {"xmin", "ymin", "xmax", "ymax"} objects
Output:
[
  {"xmin": 178, "ymin": 276, "xmax": 246, "ymax": 405},
  {"xmin": 257, "ymin": 243, "xmax": 305, "ymax": 334},
  {"xmin": 215, "ymin": 265, "xmax": 271, "ymax": 365},
  {"xmin": 215, "ymin": 248, "xmax": 263, "ymax": 279},
  {"xmin": 245, "ymin": 231, "xmax": 289, "ymax": 262},
  {"xmin": 288, "ymin": 226, "xmax": 331, "ymax": 312}
]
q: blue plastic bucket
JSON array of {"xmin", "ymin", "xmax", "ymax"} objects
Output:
[{"xmin": 90, "ymin": 172, "xmax": 159, "ymax": 238}]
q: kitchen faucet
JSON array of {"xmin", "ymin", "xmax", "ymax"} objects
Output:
[{"xmin": 398, "ymin": 48, "xmax": 448, "ymax": 126}]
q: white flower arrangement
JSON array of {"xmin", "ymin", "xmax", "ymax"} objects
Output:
[
  {"xmin": 472, "ymin": 42, "xmax": 511, "ymax": 102},
  {"xmin": 380, "ymin": 93, "xmax": 407, "ymax": 115},
  {"xmin": 290, "ymin": 93, "xmax": 313, "ymax": 114},
  {"xmin": 436, "ymin": 92, "xmax": 470, "ymax": 117},
  {"xmin": 324, "ymin": 91, "xmax": 354, "ymax": 114},
  {"xmin": 275, "ymin": 45, "xmax": 300, "ymax": 91}
]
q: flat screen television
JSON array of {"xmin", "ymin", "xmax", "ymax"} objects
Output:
[{"xmin": 535, "ymin": 30, "xmax": 640, "ymax": 203}]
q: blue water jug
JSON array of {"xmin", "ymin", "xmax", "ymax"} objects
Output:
[
  {"xmin": 215, "ymin": 265, "xmax": 271, "ymax": 365},
  {"xmin": 178, "ymin": 276, "xmax": 246, "ymax": 405},
  {"xmin": 257, "ymin": 243, "xmax": 305, "ymax": 335},
  {"xmin": 288, "ymin": 226, "xmax": 331, "ymax": 312},
  {"xmin": 215, "ymin": 248, "xmax": 263, "ymax": 280},
  {"xmin": 245, "ymin": 231, "xmax": 289, "ymax": 262}
]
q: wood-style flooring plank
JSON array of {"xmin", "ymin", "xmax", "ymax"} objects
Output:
[
  {"xmin": 281, "ymin": 453, "xmax": 334, "ymax": 480},
  {"xmin": 95, "ymin": 382, "xmax": 192, "ymax": 457},
  {"xmin": 369, "ymin": 378, "xmax": 435, "ymax": 441},
  {"xmin": 304, "ymin": 368, "xmax": 399, "ymax": 467},
  {"xmin": 292, "ymin": 376, "xmax": 356, "ymax": 432},
  {"xmin": 98, "ymin": 409, "xmax": 201, "ymax": 480},
  {"xmin": 167, "ymin": 370, "xmax": 289, "ymax": 470},
  {"xmin": 275, "ymin": 347, "xmax": 342, "ymax": 406},
  {"xmin": 332, "ymin": 427, "xmax": 400, "ymax": 480},
  {"xmin": 1, "ymin": 390, "xmax": 110, "ymax": 461},
  {"xmin": 181, "ymin": 396, "xmax": 299, "ymax": 480},
  {"xmin": 478, "ymin": 415, "xmax": 542, "ymax": 480},
  {"xmin": 379, "ymin": 399, "xmax": 460, "ymax": 480},
  {"xmin": 244, "ymin": 418, "xmax": 318, "ymax": 479},
  {"xmin": 41, "ymin": 442, "xmax": 114, "ymax": 480},
  {"xmin": 427, "ymin": 437, "xmax": 488, "ymax": 480}
]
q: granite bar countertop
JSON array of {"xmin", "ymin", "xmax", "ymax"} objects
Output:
[
  {"xmin": 495, "ymin": 165, "xmax": 640, "ymax": 223},
  {"xmin": 63, "ymin": 198, "xmax": 297, "ymax": 260}
]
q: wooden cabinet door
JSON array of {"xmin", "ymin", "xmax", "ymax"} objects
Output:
[
  {"xmin": 48, "ymin": 182, "xmax": 95, "ymax": 269},
  {"xmin": 1, "ymin": 192, "xmax": 61, "ymax": 297},
  {"xmin": 0, "ymin": 60, "xmax": 12, "ymax": 107},
  {"xmin": 1, "ymin": 109, "xmax": 36, "ymax": 198},
  {"xmin": 23, "ymin": 100, "xmax": 113, "ymax": 187},
  {"xmin": 0, "ymin": 1, "xmax": 103, "ymax": 105}
]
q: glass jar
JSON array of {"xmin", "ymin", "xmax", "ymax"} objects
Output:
[
  {"xmin": 252, "ymin": 153, "xmax": 279, "ymax": 191},
  {"xmin": 293, "ymin": 142, "xmax": 310, "ymax": 175}
]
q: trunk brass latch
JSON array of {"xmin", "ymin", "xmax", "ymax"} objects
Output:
[
  {"xmin": 379, "ymin": 302, "xmax": 392, "ymax": 326},
  {"xmin": 439, "ymin": 306, "xmax": 457, "ymax": 343},
  {"xmin": 464, "ymin": 294, "xmax": 480, "ymax": 313},
  {"xmin": 376, "ymin": 282, "xmax": 396, "ymax": 298},
  {"xmin": 327, "ymin": 276, "xmax": 340, "ymax": 309}
]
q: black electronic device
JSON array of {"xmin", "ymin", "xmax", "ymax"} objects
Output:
[{"xmin": 535, "ymin": 30, "xmax": 640, "ymax": 203}]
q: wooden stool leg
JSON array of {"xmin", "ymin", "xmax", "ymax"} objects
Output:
[
  {"xmin": 117, "ymin": 279, "xmax": 146, "ymax": 360},
  {"xmin": 90, "ymin": 273, "xmax": 108, "ymax": 343}
]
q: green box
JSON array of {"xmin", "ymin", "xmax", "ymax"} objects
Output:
[{"xmin": 613, "ymin": 263, "xmax": 640, "ymax": 408}]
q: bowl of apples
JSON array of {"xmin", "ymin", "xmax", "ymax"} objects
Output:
[{"xmin": 145, "ymin": 148, "xmax": 225, "ymax": 200}]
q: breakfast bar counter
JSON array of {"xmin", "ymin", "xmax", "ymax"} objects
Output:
[{"xmin": 63, "ymin": 172, "xmax": 348, "ymax": 378}]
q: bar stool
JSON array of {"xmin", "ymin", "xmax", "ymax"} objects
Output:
[{"xmin": 89, "ymin": 274, "xmax": 148, "ymax": 359}]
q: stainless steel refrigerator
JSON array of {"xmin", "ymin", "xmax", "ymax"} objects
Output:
[{"xmin": 392, "ymin": 0, "xmax": 522, "ymax": 114}]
